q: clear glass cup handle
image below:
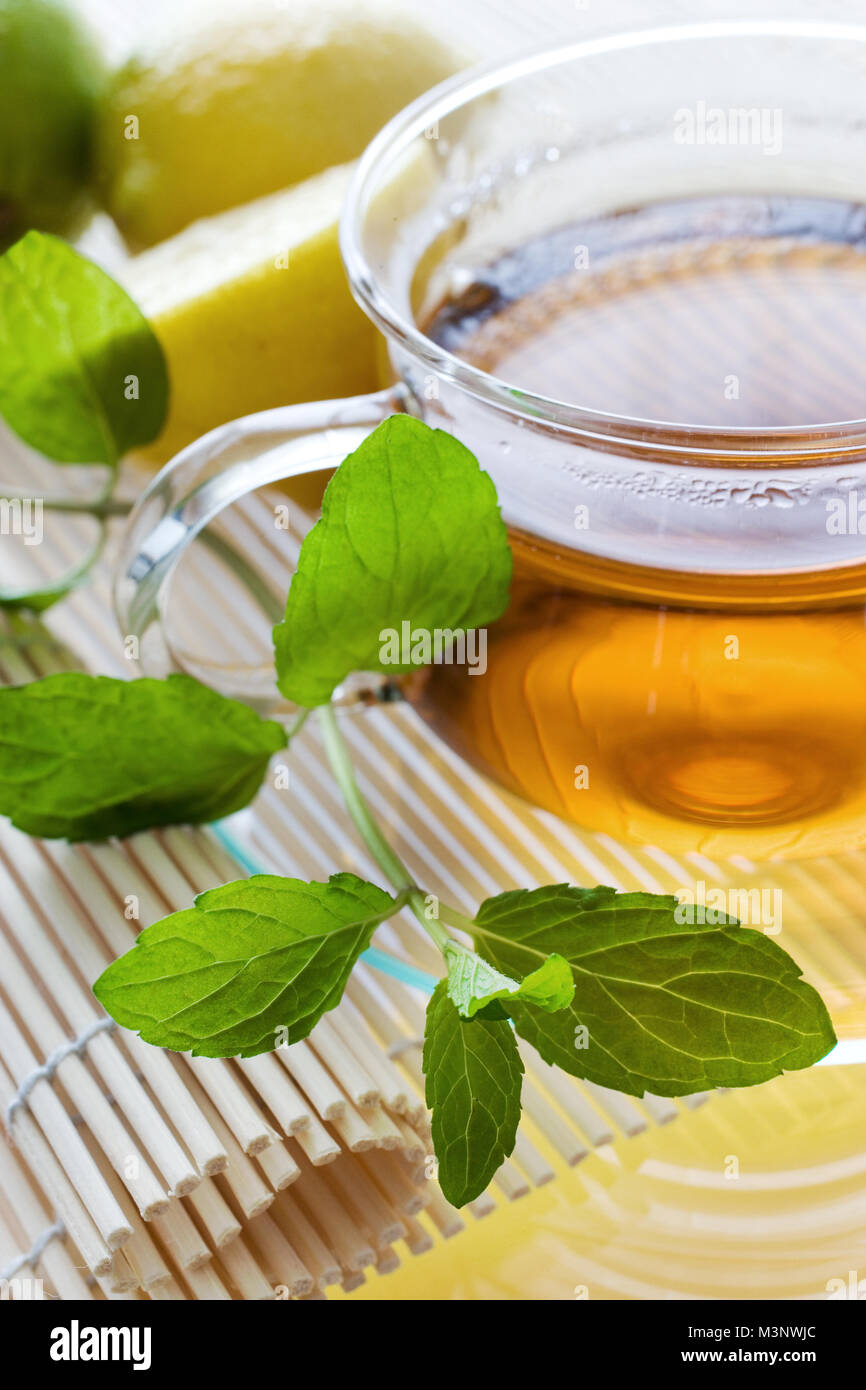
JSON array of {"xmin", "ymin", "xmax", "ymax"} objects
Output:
[{"xmin": 113, "ymin": 387, "xmax": 404, "ymax": 705}]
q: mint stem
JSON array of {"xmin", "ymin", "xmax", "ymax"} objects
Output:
[
  {"xmin": 318, "ymin": 703, "xmax": 452, "ymax": 953},
  {"xmin": 438, "ymin": 902, "xmax": 477, "ymax": 935},
  {"xmin": 286, "ymin": 708, "xmax": 311, "ymax": 741},
  {"xmin": 41, "ymin": 497, "xmax": 131, "ymax": 517}
]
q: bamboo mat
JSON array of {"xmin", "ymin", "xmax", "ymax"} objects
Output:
[
  {"xmin": 2, "ymin": 0, "xmax": 866, "ymax": 1304},
  {"xmin": 4, "ymin": 465, "xmax": 866, "ymax": 1301},
  {"xmin": 0, "ymin": 464, "xmax": 725, "ymax": 1300}
]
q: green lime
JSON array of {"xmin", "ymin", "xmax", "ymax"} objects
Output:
[{"xmin": 0, "ymin": 0, "xmax": 105, "ymax": 247}]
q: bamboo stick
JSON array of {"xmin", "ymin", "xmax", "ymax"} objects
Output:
[
  {"xmin": 94, "ymin": 1274, "xmax": 141, "ymax": 1302},
  {"xmin": 151, "ymin": 1204, "xmax": 212, "ymax": 1272},
  {"xmin": 77, "ymin": 1132, "xmax": 173, "ymax": 1294},
  {"xmin": 106, "ymin": 1250, "xmax": 140, "ymax": 1295},
  {"xmin": 290, "ymin": 1163, "xmax": 375, "ymax": 1274},
  {"xmin": 237, "ymin": 1054, "xmax": 312, "ymax": 1135},
  {"xmin": 124, "ymin": 834, "xmax": 203, "ymax": 917},
  {"xmin": 519, "ymin": 1044, "xmax": 615, "ymax": 1148},
  {"xmin": 491, "ymin": 1160, "xmax": 530, "ymax": 1202},
  {"xmin": 245, "ymin": 1213, "xmax": 314, "ymax": 1297},
  {"xmin": 187, "ymin": 1057, "xmax": 274, "ymax": 1158},
  {"xmin": 358, "ymin": 1104, "xmax": 404, "ymax": 1151},
  {"xmin": 0, "ymin": 1015, "xmax": 133, "ymax": 1250},
  {"xmin": 581, "ymin": 1082, "xmax": 648, "ymax": 1138},
  {"xmin": 368, "ymin": 967, "xmax": 427, "ymax": 1037},
  {"xmin": 321, "ymin": 1157, "xmax": 406, "ymax": 1252},
  {"xmin": 512, "ymin": 1133, "xmax": 555, "ymax": 1187},
  {"xmin": 0, "ymin": 1219, "xmax": 88, "ymax": 1303},
  {"xmin": 216, "ymin": 1235, "xmax": 276, "ymax": 1301},
  {"xmin": 388, "ymin": 1114, "xmax": 426, "ymax": 1167},
  {"xmin": 344, "ymin": 975, "xmax": 427, "ymax": 1126},
  {"xmin": 0, "ymin": 1211, "xmax": 47, "ymax": 1297},
  {"xmin": 422, "ymin": 1186, "xmax": 466, "ymax": 1240},
  {"xmin": 109, "ymin": 1233, "xmax": 167, "ymax": 1296},
  {"xmin": 80, "ymin": 839, "xmax": 175, "ymax": 928},
  {"xmin": 358, "ymin": 1149, "xmax": 428, "ymax": 1218},
  {"xmin": 49, "ymin": 836, "xmax": 273, "ymax": 1159},
  {"xmin": 84, "ymin": 834, "xmax": 286, "ymax": 1156},
  {"xmin": 268, "ymin": 1201, "xmax": 342, "ymax": 1289},
  {"xmin": 0, "ymin": 1078, "xmax": 112, "ymax": 1277},
  {"xmin": 0, "ymin": 1144, "xmax": 91, "ymax": 1300},
  {"xmin": 185, "ymin": 1179, "xmax": 242, "ymax": 1249},
  {"xmin": 402, "ymin": 1214, "xmax": 435, "ymax": 1256},
  {"xmin": 192, "ymin": 823, "xmax": 252, "ymax": 884},
  {"xmin": 291, "ymin": 1113, "xmax": 341, "ymax": 1167},
  {"xmin": 640, "ymin": 1094, "xmax": 680, "ymax": 1126},
  {"xmin": 156, "ymin": 826, "xmax": 239, "ymax": 899},
  {"xmin": 275, "ymin": 1041, "xmax": 347, "ymax": 1122},
  {"xmin": 30, "ymin": 837, "xmax": 229, "ymax": 1176},
  {"xmin": 0, "ymin": 839, "xmax": 201, "ymax": 1197},
  {"xmin": 467, "ymin": 1191, "xmax": 497, "ymax": 1219},
  {"xmin": 256, "ymin": 1140, "xmax": 301, "ymax": 1193},
  {"xmin": 519, "ymin": 1078, "xmax": 589, "ymax": 1168},
  {"xmin": 308, "ymin": 1018, "xmax": 380, "ymax": 1108},
  {"xmin": 679, "ymin": 1092, "xmax": 712, "ymax": 1112},
  {"xmin": 375, "ymin": 1246, "xmax": 400, "ymax": 1275},
  {"xmin": 0, "ymin": 933, "xmax": 170, "ymax": 1217},
  {"xmin": 328, "ymin": 998, "xmax": 413, "ymax": 1115},
  {"xmin": 328, "ymin": 1105, "xmax": 377, "ymax": 1154},
  {"xmin": 177, "ymin": 1073, "xmax": 274, "ymax": 1221},
  {"xmin": 148, "ymin": 1278, "xmax": 185, "ymax": 1301},
  {"xmin": 181, "ymin": 1260, "xmax": 232, "ymax": 1301}
]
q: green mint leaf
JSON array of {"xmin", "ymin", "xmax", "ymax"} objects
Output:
[
  {"xmin": 422, "ymin": 980, "xmax": 523, "ymax": 1207},
  {"xmin": 93, "ymin": 873, "xmax": 398, "ymax": 1057},
  {"xmin": 0, "ymin": 232, "xmax": 168, "ymax": 465},
  {"xmin": 0, "ymin": 672, "xmax": 286, "ymax": 840},
  {"xmin": 273, "ymin": 414, "xmax": 512, "ymax": 707},
  {"xmin": 444, "ymin": 941, "xmax": 573, "ymax": 1019},
  {"xmin": 472, "ymin": 885, "xmax": 836, "ymax": 1096}
]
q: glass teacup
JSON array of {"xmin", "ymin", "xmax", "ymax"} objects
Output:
[{"xmin": 116, "ymin": 21, "xmax": 866, "ymax": 1043}]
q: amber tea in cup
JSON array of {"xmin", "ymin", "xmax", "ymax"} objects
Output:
[{"xmin": 412, "ymin": 193, "xmax": 866, "ymax": 860}]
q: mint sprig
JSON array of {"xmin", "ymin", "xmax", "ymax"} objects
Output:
[
  {"xmin": 273, "ymin": 413, "xmax": 512, "ymax": 707},
  {"xmin": 0, "ymin": 232, "xmax": 168, "ymax": 466},
  {"xmin": 423, "ymin": 980, "xmax": 523, "ymax": 1208},
  {"xmin": 0, "ymin": 672, "xmax": 286, "ymax": 839},
  {"xmin": 443, "ymin": 940, "xmax": 574, "ymax": 1019},
  {"xmin": 471, "ymin": 885, "xmax": 836, "ymax": 1096},
  {"xmin": 0, "ymin": 416, "xmax": 838, "ymax": 1206},
  {"xmin": 94, "ymin": 874, "xmax": 401, "ymax": 1057},
  {"xmin": 0, "ymin": 231, "xmax": 169, "ymax": 609}
]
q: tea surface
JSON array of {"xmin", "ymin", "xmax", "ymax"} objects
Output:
[{"xmin": 426, "ymin": 195, "xmax": 866, "ymax": 428}]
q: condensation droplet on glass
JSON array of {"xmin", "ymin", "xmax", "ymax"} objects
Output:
[{"xmin": 764, "ymin": 487, "xmax": 795, "ymax": 508}]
